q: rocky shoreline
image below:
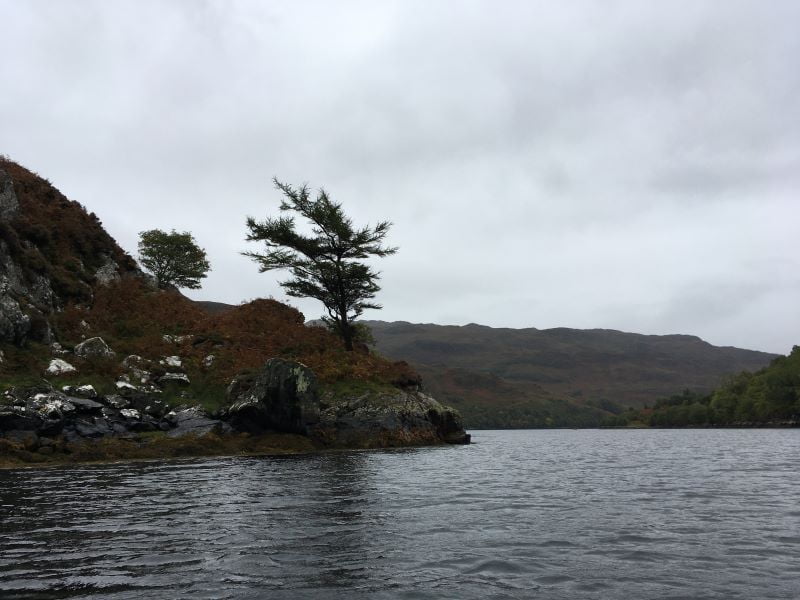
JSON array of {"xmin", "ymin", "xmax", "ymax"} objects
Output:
[{"xmin": 0, "ymin": 350, "xmax": 470, "ymax": 468}]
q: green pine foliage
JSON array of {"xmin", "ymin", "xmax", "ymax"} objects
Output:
[{"xmin": 244, "ymin": 179, "xmax": 396, "ymax": 351}]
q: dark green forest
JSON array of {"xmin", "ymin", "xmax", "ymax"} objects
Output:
[{"xmin": 606, "ymin": 346, "xmax": 800, "ymax": 427}]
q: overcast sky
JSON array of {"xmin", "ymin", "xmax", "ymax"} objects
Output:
[{"xmin": 1, "ymin": 0, "xmax": 798, "ymax": 354}]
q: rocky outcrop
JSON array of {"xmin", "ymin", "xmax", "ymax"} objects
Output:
[
  {"xmin": 224, "ymin": 358, "xmax": 469, "ymax": 446},
  {"xmin": 45, "ymin": 358, "xmax": 77, "ymax": 375},
  {"xmin": 0, "ymin": 383, "xmax": 229, "ymax": 448},
  {"xmin": 0, "ymin": 292, "xmax": 31, "ymax": 344},
  {"xmin": 0, "ymin": 159, "xmax": 141, "ymax": 346},
  {"xmin": 74, "ymin": 337, "xmax": 115, "ymax": 360},
  {"xmin": 0, "ymin": 168, "xmax": 18, "ymax": 219},
  {"xmin": 165, "ymin": 406, "xmax": 231, "ymax": 438},
  {"xmin": 94, "ymin": 255, "xmax": 121, "ymax": 286},
  {"xmin": 317, "ymin": 388, "xmax": 470, "ymax": 446},
  {"xmin": 224, "ymin": 358, "xmax": 320, "ymax": 434}
]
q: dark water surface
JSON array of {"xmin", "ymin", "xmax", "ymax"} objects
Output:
[{"xmin": 1, "ymin": 429, "xmax": 799, "ymax": 599}]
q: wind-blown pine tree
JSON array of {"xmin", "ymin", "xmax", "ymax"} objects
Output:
[{"xmin": 244, "ymin": 179, "xmax": 397, "ymax": 351}]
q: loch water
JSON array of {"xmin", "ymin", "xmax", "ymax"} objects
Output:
[{"xmin": 1, "ymin": 429, "xmax": 799, "ymax": 599}]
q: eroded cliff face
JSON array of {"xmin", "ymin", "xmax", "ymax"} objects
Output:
[{"xmin": 0, "ymin": 159, "xmax": 140, "ymax": 346}]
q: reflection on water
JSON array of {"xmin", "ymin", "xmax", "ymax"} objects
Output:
[{"xmin": 1, "ymin": 430, "xmax": 800, "ymax": 599}]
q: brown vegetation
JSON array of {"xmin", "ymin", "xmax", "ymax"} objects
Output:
[
  {"xmin": 0, "ymin": 157, "xmax": 138, "ymax": 305},
  {"xmin": 49, "ymin": 277, "xmax": 418, "ymax": 388}
]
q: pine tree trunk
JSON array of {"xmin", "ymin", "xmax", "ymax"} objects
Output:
[{"xmin": 340, "ymin": 310, "xmax": 354, "ymax": 351}]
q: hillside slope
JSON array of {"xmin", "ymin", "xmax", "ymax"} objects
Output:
[
  {"xmin": 365, "ymin": 321, "xmax": 777, "ymax": 410},
  {"xmin": 0, "ymin": 158, "xmax": 418, "ymax": 395},
  {"xmin": 0, "ymin": 157, "xmax": 140, "ymax": 345}
]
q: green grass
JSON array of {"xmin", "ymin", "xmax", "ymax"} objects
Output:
[
  {"xmin": 321, "ymin": 379, "xmax": 398, "ymax": 404},
  {"xmin": 157, "ymin": 378, "xmax": 228, "ymax": 414}
]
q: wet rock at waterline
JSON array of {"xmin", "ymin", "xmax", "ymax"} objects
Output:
[
  {"xmin": 224, "ymin": 358, "xmax": 469, "ymax": 446},
  {"xmin": 224, "ymin": 358, "xmax": 321, "ymax": 435},
  {"xmin": 317, "ymin": 388, "xmax": 471, "ymax": 447}
]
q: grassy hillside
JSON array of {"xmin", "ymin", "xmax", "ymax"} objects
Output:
[{"xmin": 365, "ymin": 321, "xmax": 776, "ymax": 408}]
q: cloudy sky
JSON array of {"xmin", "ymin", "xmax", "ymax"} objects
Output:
[{"xmin": 1, "ymin": 0, "xmax": 798, "ymax": 354}]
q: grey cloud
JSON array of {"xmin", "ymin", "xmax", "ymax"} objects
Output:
[{"xmin": 1, "ymin": 0, "xmax": 798, "ymax": 353}]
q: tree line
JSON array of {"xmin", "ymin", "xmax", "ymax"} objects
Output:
[{"xmin": 605, "ymin": 347, "xmax": 800, "ymax": 427}]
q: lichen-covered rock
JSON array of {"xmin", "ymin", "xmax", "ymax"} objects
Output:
[
  {"xmin": 104, "ymin": 394, "xmax": 130, "ymax": 409},
  {"xmin": 0, "ymin": 293, "xmax": 31, "ymax": 344},
  {"xmin": 316, "ymin": 388, "xmax": 470, "ymax": 447},
  {"xmin": 121, "ymin": 355, "xmax": 153, "ymax": 384},
  {"xmin": 61, "ymin": 384, "xmax": 97, "ymax": 399},
  {"xmin": 28, "ymin": 393, "xmax": 76, "ymax": 420},
  {"xmin": 162, "ymin": 355, "xmax": 182, "ymax": 368},
  {"xmin": 74, "ymin": 337, "xmax": 115, "ymax": 359},
  {"xmin": 165, "ymin": 406, "xmax": 231, "ymax": 438},
  {"xmin": 224, "ymin": 358, "xmax": 320, "ymax": 435},
  {"xmin": 0, "ymin": 167, "xmax": 19, "ymax": 219},
  {"xmin": 120, "ymin": 408, "xmax": 140, "ymax": 420},
  {"xmin": 45, "ymin": 358, "xmax": 77, "ymax": 376},
  {"xmin": 222, "ymin": 358, "xmax": 469, "ymax": 446},
  {"xmin": 94, "ymin": 255, "xmax": 120, "ymax": 286},
  {"xmin": 157, "ymin": 372, "xmax": 190, "ymax": 387}
]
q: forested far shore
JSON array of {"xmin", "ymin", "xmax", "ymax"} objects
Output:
[{"xmin": 605, "ymin": 346, "xmax": 800, "ymax": 427}]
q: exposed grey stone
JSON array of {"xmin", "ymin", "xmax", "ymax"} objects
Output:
[
  {"xmin": 161, "ymin": 355, "xmax": 182, "ymax": 368},
  {"xmin": 28, "ymin": 393, "xmax": 75, "ymax": 420},
  {"xmin": 65, "ymin": 396, "xmax": 105, "ymax": 414},
  {"xmin": 166, "ymin": 406, "xmax": 231, "ymax": 438},
  {"xmin": 0, "ymin": 168, "xmax": 18, "ymax": 220},
  {"xmin": 45, "ymin": 358, "xmax": 77, "ymax": 376},
  {"xmin": 104, "ymin": 394, "xmax": 130, "ymax": 409},
  {"xmin": 28, "ymin": 274, "xmax": 56, "ymax": 309},
  {"xmin": 317, "ymin": 388, "xmax": 470, "ymax": 446},
  {"xmin": 120, "ymin": 408, "xmax": 140, "ymax": 419},
  {"xmin": 0, "ymin": 293, "xmax": 31, "ymax": 344},
  {"xmin": 94, "ymin": 255, "xmax": 120, "ymax": 286},
  {"xmin": 225, "ymin": 358, "xmax": 320, "ymax": 435},
  {"xmin": 74, "ymin": 337, "xmax": 115, "ymax": 359},
  {"xmin": 69, "ymin": 417, "xmax": 112, "ymax": 439},
  {"xmin": 61, "ymin": 384, "xmax": 97, "ymax": 399},
  {"xmin": 157, "ymin": 372, "xmax": 190, "ymax": 387}
]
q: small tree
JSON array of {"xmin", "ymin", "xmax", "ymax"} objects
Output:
[
  {"xmin": 244, "ymin": 179, "xmax": 397, "ymax": 351},
  {"xmin": 138, "ymin": 229, "xmax": 211, "ymax": 290}
]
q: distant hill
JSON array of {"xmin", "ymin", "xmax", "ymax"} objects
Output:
[
  {"xmin": 364, "ymin": 321, "xmax": 777, "ymax": 425},
  {"xmin": 193, "ymin": 300, "xmax": 235, "ymax": 315}
]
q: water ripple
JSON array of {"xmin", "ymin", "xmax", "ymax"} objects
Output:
[{"xmin": 1, "ymin": 429, "xmax": 800, "ymax": 599}]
